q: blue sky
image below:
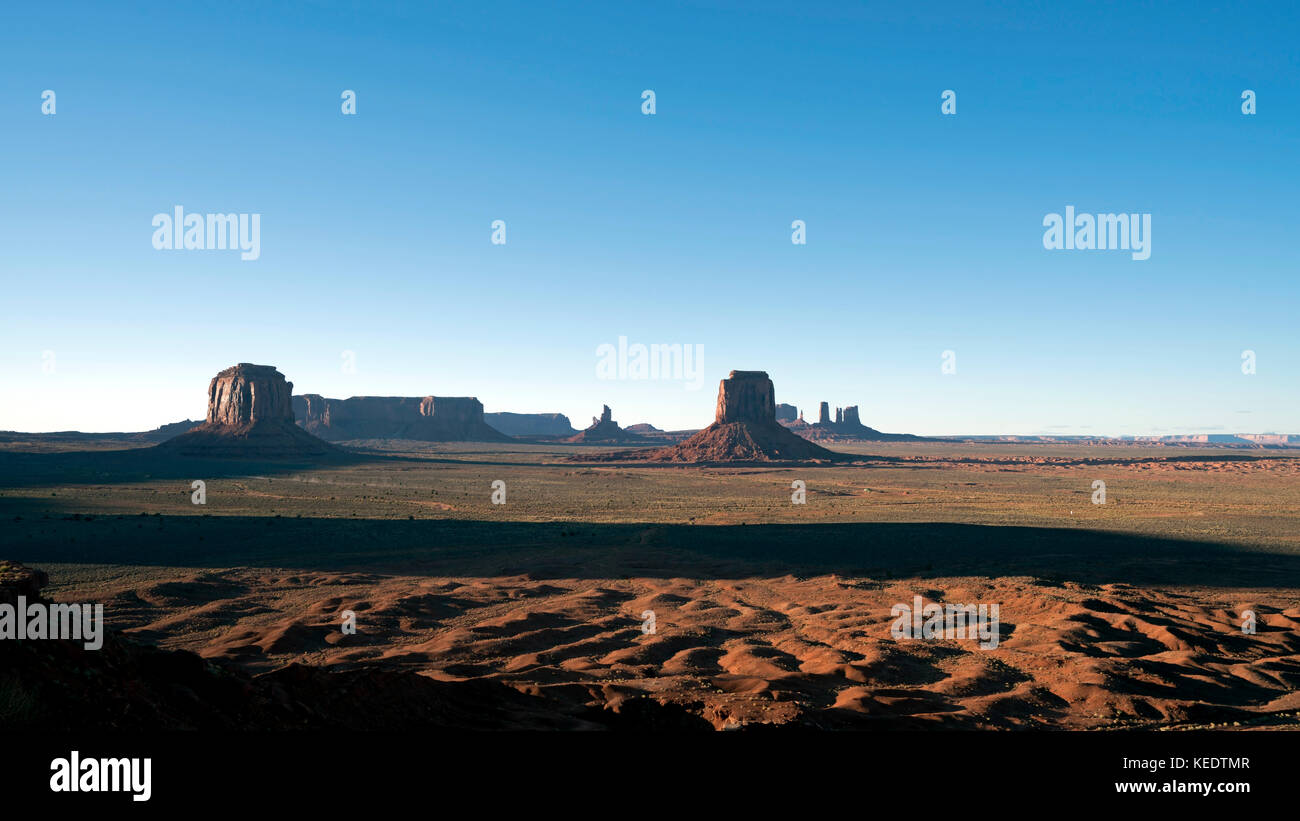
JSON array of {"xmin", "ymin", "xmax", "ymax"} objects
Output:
[{"xmin": 1, "ymin": 1, "xmax": 1296, "ymax": 435}]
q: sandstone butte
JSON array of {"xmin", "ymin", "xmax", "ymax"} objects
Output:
[
  {"xmin": 159, "ymin": 364, "xmax": 334, "ymax": 458},
  {"xmin": 565, "ymin": 405, "xmax": 644, "ymax": 444},
  {"xmin": 592, "ymin": 370, "xmax": 842, "ymax": 463}
]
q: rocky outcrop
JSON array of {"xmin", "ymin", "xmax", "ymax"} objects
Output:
[
  {"xmin": 484, "ymin": 412, "xmax": 577, "ymax": 437},
  {"xmin": 206, "ymin": 364, "xmax": 293, "ymax": 426},
  {"xmin": 566, "ymin": 405, "xmax": 643, "ymax": 444},
  {"xmin": 716, "ymin": 370, "xmax": 775, "ymax": 423},
  {"xmin": 775, "ymin": 403, "xmax": 798, "ymax": 423},
  {"xmin": 0, "ymin": 560, "xmax": 48, "ymax": 607},
  {"xmin": 159, "ymin": 364, "xmax": 334, "ymax": 458},
  {"xmin": 796, "ymin": 399, "xmax": 923, "ymax": 442},
  {"xmin": 592, "ymin": 371, "xmax": 840, "ymax": 463},
  {"xmin": 0, "ymin": 561, "xmax": 704, "ymax": 731},
  {"xmin": 139, "ymin": 419, "xmax": 202, "ymax": 442},
  {"xmin": 293, "ymin": 395, "xmax": 510, "ymax": 442}
]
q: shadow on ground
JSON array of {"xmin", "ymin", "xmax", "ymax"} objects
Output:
[{"xmin": 7, "ymin": 513, "xmax": 1298, "ymax": 589}]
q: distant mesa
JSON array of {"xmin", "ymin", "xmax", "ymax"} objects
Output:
[
  {"xmin": 593, "ymin": 371, "xmax": 841, "ymax": 463},
  {"xmin": 775, "ymin": 403, "xmax": 798, "ymax": 423},
  {"xmin": 566, "ymin": 405, "xmax": 644, "ymax": 444},
  {"xmin": 144, "ymin": 419, "xmax": 202, "ymax": 442},
  {"xmin": 159, "ymin": 364, "xmax": 334, "ymax": 458},
  {"xmin": 293, "ymin": 394, "xmax": 510, "ymax": 442},
  {"xmin": 484, "ymin": 412, "xmax": 577, "ymax": 437},
  {"xmin": 625, "ymin": 422, "xmax": 663, "ymax": 434},
  {"xmin": 784, "ymin": 400, "xmax": 924, "ymax": 442}
]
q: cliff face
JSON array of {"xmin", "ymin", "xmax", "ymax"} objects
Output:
[
  {"xmin": 159, "ymin": 364, "xmax": 334, "ymax": 457},
  {"xmin": 715, "ymin": 371, "xmax": 776, "ymax": 424},
  {"xmin": 566, "ymin": 405, "xmax": 642, "ymax": 443},
  {"xmin": 292, "ymin": 394, "xmax": 509, "ymax": 442},
  {"xmin": 795, "ymin": 400, "xmax": 922, "ymax": 443},
  {"xmin": 207, "ymin": 364, "xmax": 294, "ymax": 426},
  {"xmin": 592, "ymin": 371, "xmax": 839, "ymax": 463},
  {"xmin": 484, "ymin": 412, "xmax": 576, "ymax": 437},
  {"xmin": 775, "ymin": 403, "xmax": 798, "ymax": 423}
]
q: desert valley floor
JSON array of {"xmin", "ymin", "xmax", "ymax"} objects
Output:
[{"xmin": 3, "ymin": 439, "xmax": 1300, "ymax": 730}]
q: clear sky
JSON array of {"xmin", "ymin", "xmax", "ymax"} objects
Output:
[{"xmin": 2, "ymin": 1, "xmax": 1296, "ymax": 435}]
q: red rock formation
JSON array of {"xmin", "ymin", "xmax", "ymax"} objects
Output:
[
  {"xmin": 1, "ymin": 561, "xmax": 699, "ymax": 731},
  {"xmin": 716, "ymin": 371, "xmax": 775, "ymax": 423},
  {"xmin": 292, "ymin": 394, "xmax": 509, "ymax": 442},
  {"xmin": 798, "ymin": 400, "xmax": 923, "ymax": 442},
  {"xmin": 159, "ymin": 364, "xmax": 334, "ymax": 457},
  {"xmin": 206, "ymin": 364, "xmax": 293, "ymax": 426},
  {"xmin": 593, "ymin": 371, "xmax": 840, "ymax": 462},
  {"xmin": 566, "ymin": 405, "xmax": 643, "ymax": 443},
  {"xmin": 484, "ymin": 412, "xmax": 576, "ymax": 437},
  {"xmin": 0, "ymin": 560, "xmax": 48, "ymax": 607}
]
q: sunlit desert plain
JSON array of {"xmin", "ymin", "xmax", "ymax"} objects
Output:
[{"xmin": 4, "ymin": 438, "xmax": 1298, "ymax": 730}]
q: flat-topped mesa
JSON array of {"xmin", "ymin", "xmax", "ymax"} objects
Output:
[
  {"xmin": 775, "ymin": 403, "xmax": 798, "ymax": 423},
  {"xmin": 291, "ymin": 394, "xmax": 509, "ymax": 442},
  {"xmin": 843, "ymin": 406, "xmax": 862, "ymax": 427},
  {"xmin": 160, "ymin": 364, "xmax": 334, "ymax": 458},
  {"xmin": 484, "ymin": 412, "xmax": 576, "ymax": 437},
  {"xmin": 587, "ymin": 369, "xmax": 841, "ymax": 463},
  {"xmin": 421, "ymin": 396, "xmax": 484, "ymax": 427},
  {"xmin": 207, "ymin": 364, "xmax": 294, "ymax": 426},
  {"xmin": 715, "ymin": 370, "xmax": 776, "ymax": 424}
]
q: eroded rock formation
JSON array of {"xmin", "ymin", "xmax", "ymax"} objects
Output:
[
  {"xmin": 484, "ymin": 412, "xmax": 577, "ymax": 437},
  {"xmin": 716, "ymin": 371, "xmax": 775, "ymax": 423},
  {"xmin": 159, "ymin": 364, "xmax": 334, "ymax": 457},
  {"xmin": 0, "ymin": 561, "xmax": 699, "ymax": 731},
  {"xmin": 796, "ymin": 399, "xmax": 923, "ymax": 442},
  {"xmin": 593, "ymin": 371, "xmax": 839, "ymax": 462},
  {"xmin": 293, "ymin": 394, "xmax": 509, "ymax": 442},
  {"xmin": 567, "ymin": 405, "xmax": 642, "ymax": 443},
  {"xmin": 775, "ymin": 403, "xmax": 798, "ymax": 423},
  {"xmin": 206, "ymin": 364, "xmax": 294, "ymax": 426}
]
